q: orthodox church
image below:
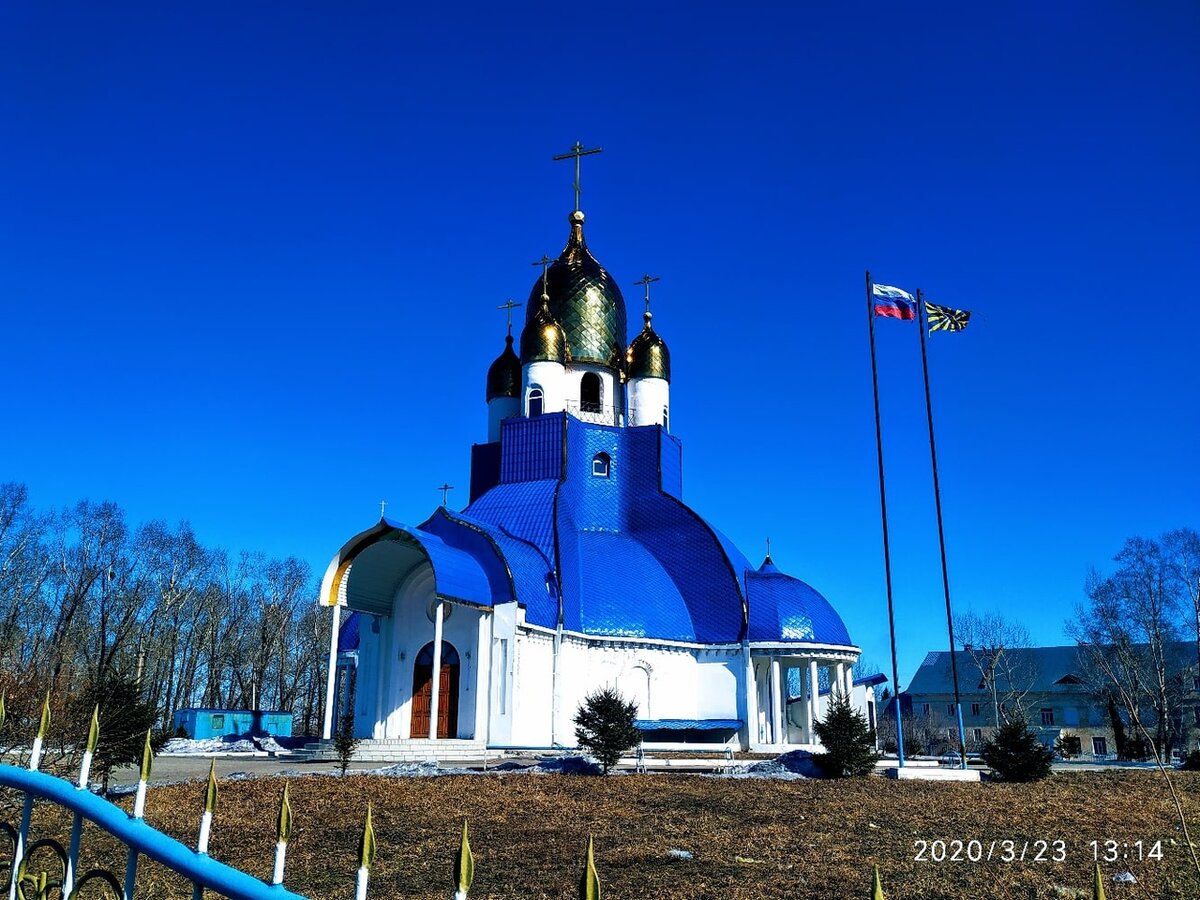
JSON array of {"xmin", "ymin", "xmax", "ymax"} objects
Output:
[{"xmin": 318, "ymin": 197, "xmax": 873, "ymax": 754}]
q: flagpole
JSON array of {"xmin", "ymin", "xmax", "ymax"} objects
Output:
[
  {"xmin": 916, "ymin": 288, "xmax": 967, "ymax": 769},
  {"xmin": 866, "ymin": 270, "xmax": 905, "ymax": 767}
]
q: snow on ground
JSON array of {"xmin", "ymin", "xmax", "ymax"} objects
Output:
[{"xmin": 158, "ymin": 737, "xmax": 277, "ymax": 755}]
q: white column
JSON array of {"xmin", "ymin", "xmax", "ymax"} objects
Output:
[
  {"xmin": 744, "ymin": 649, "xmax": 759, "ymax": 746},
  {"xmin": 769, "ymin": 658, "xmax": 783, "ymax": 746},
  {"xmin": 799, "ymin": 661, "xmax": 812, "ymax": 743},
  {"xmin": 844, "ymin": 664, "xmax": 855, "ymax": 700},
  {"xmin": 834, "ymin": 662, "xmax": 846, "ymax": 700},
  {"xmin": 808, "ymin": 659, "xmax": 820, "ymax": 729},
  {"xmin": 321, "ymin": 604, "xmax": 342, "ymax": 739},
  {"xmin": 429, "ymin": 600, "xmax": 445, "ymax": 740}
]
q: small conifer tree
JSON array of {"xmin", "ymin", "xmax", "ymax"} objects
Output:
[
  {"xmin": 333, "ymin": 713, "xmax": 360, "ymax": 776},
  {"xmin": 813, "ymin": 691, "xmax": 880, "ymax": 777},
  {"xmin": 981, "ymin": 719, "xmax": 1054, "ymax": 782},
  {"xmin": 573, "ymin": 687, "xmax": 641, "ymax": 775}
]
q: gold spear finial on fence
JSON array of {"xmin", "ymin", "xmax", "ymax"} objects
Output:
[
  {"xmin": 37, "ymin": 691, "xmax": 51, "ymax": 739},
  {"xmin": 360, "ymin": 804, "xmax": 376, "ymax": 871},
  {"xmin": 139, "ymin": 729, "xmax": 154, "ymax": 782},
  {"xmin": 1093, "ymin": 862, "xmax": 1106, "ymax": 900},
  {"xmin": 272, "ymin": 782, "xmax": 292, "ymax": 885},
  {"xmin": 204, "ymin": 760, "xmax": 218, "ymax": 815},
  {"xmin": 454, "ymin": 818, "xmax": 474, "ymax": 899},
  {"xmin": 277, "ymin": 782, "xmax": 293, "ymax": 843},
  {"xmin": 86, "ymin": 706, "xmax": 100, "ymax": 755},
  {"xmin": 871, "ymin": 863, "xmax": 886, "ymax": 899},
  {"xmin": 579, "ymin": 835, "xmax": 600, "ymax": 900}
]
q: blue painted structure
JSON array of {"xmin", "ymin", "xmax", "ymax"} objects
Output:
[
  {"xmin": 342, "ymin": 412, "xmax": 852, "ymax": 647},
  {"xmin": 0, "ymin": 764, "xmax": 308, "ymax": 900},
  {"xmin": 173, "ymin": 708, "xmax": 292, "ymax": 740}
]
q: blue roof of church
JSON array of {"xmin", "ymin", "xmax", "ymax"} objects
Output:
[
  {"xmin": 745, "ymin": 565, "xmax": 852, "ymax": 645},
  {"xmin": 344, "ymin": 414, "xmax": 853, "ymax": 648}
]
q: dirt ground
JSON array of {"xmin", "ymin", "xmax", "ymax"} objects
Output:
[{"xmin": 10, "ymin": 769, "xmax": 1200, "ymax": 899}]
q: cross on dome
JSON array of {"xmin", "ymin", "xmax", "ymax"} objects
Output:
[
  {"xmin": 497, "ymin": 298, "xmax": 522, "ymax": 335},
  {"xmin": 633, "ymin": 274, "xmax": 661, "ymax": 316},
  {"xmin": 552, "ymin": 141, "xmax": 602, "ymax": 212}
]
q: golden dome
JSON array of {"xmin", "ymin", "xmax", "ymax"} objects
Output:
[
  {"xmin": 626, "ymin": 311, "xmax": 670, "ymax": 381},
  {"xmin": 520, "ymin": 294, "xmax": 568, "ymax": 364},
  {"xmin": 522, "ymin": 211, "xmax": 627, "ymax": 369}
]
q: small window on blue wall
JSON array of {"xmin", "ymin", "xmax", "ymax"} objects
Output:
[{"xmin": 592, "ymin": 452, "xmax": 611, "ymax": 477}]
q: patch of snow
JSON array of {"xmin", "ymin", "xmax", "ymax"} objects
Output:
[
  {"xmin": 525, "ymin": 755, "xmax": 602, "ymax": 776},
  {"xmin": 159, "ymin": 737, "xmax": 262, "ymax": 755},
  {"xmin": 667, "ymin": 849, "xmax": 694, "ymax": 860},
  {"xmin": 718, "ymin": 749, "xmax": 823, "ymax": 780}
]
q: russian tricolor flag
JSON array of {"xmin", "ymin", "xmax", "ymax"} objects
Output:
[{"xmin": 872, "ymin": 284, "xmax": 916, "ymax": 320}]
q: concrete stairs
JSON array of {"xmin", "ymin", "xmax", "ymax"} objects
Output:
[{"xmin": 294, "ymin": 738, "xmax": 490, "ymax": 763}]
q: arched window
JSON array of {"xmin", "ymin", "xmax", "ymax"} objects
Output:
[
  {"xmin": 580, "ymin": 372, "xmax": 601, "ymax": 413},
  {"xmin": 528, "ymin": 386, "xmax": 543, "ymax": 417},
  {"xmin": 592, "ymin": 452, "xmax": 611, "ymax": 477},
  {"xmin": 662, "ymin": 406, "xmax": 669, "ymax": 432}
]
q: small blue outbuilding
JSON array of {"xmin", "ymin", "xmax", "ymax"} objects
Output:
[{"xmin": 173, "ymin": 708, "xmax": 293, "ymax": 740}]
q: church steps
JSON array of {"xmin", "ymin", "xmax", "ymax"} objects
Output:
[{"xmin": 293, "ymin": 738, "xmax": 490, "ymax": 763}]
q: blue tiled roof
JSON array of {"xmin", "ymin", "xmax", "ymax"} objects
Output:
[
  {"xmin": 634, "ymin": 719, "xmax": 743, "ymax": 731},
  {"xmin": 383, "ymin": 520, "xmax": 494, "ymax": 604},
  {"xmin": 464, "ymin": 478, "xmax": 559, "ymax": 561},
  {"xmin": 341, "ymin": 415, "xmax": 850, "ymax": 647},
  {"xmin": 745, "ymin": 568, "xmax": 852, "ymax": 646}
]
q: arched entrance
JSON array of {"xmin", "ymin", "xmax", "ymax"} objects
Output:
[{"xmin": 411, "ymin": 641, "xmax": 460, "ymax": 738}]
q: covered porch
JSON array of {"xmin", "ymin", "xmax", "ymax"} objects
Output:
[{"xmin": 745, "ymin": 647, "xmax": 859, "ymax": 750}]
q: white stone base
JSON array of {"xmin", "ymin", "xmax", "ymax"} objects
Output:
[{"xmin": 885, "ymin": 766, "xmax": 982, "ymax": 782}]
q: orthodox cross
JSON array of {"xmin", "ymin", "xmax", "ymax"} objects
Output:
[
  {"xmin": 552, "ymin": 141, "xmax": 602, "ymax": 212},
  {"xmin": 497, "ymin": 298, "xmax": 522, "ymax": 335},
  {"xmin": 633, "ymin": 274, "xmax": 660, "ymax": 315},
  {"xmin": 379, "ymin": 499, "xmax": 387, "ymax": 518},
  {"xmin": 531, "ymin": 255, "xmax": 553, "ymax": 300},
  {"xmin": 438, "ymin": 483, "xmax": 455, "ymax": 506}
]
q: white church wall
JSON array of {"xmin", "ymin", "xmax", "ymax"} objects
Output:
[
  {"xmin": 627, "ymin": 377, "xmax": 669, "ymax": 428},
  {"xmin": 542, "ymin": 638, "xmax": 742, "ymax": 746},
  {"xmin": 487, "ymin": 397, "xmax": 519, "ymax": 442},
  {"xmin": 562, "ymin": 364, "xmax": 622, "ymax": 425},
  {"xmin": 488, "ymin": 602, "xmax": 519, "ymax": 746},
  {"xmin": 352, "ymin": 615, "xmax": 382, "ymax": 739},
  {"xmin": 511, "ymin": 630, "xmax": 555, "ymax": 747},
  {"xmin": 525, "ymin": 361, "xmax": 566, "ymax": 415}
]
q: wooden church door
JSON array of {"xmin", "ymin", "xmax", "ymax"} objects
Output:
[{"xmin": 410, "ymin": 641, "xmax": 460, "ymax": 739}]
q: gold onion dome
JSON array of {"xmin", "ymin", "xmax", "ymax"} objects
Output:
[
  {"xmin": 486, "ymin": 334, "xmax": 522, "ymax": 401},
  {"xmin": 520, "ymin": 294, "xmax": 568, "ymax": 364},
  {"xmin": 522, "ymin": 211, "xmax": 627, "ymax": 369},
  {"xmin": 626, "ymin": 311, "xmax": 671, "ymax": 381}
]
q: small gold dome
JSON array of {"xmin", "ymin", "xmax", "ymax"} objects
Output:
[
  {"xmin": 626, "ymin": 311, "xmax": 670, "ymax": 381},
  {"xmin": 486, "ymin": 335, "xmax": 522, "ymax": 402},
  {"xmin": 520, "ymin": 295, "xmax": 568, "ymax": 364}
]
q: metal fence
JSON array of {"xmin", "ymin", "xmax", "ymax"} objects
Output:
[{"xmin": 1, "ymin": 695, "xmax": 1113, "ymax": 899}]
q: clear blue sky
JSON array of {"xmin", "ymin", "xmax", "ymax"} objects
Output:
[{"xmin": 2, "ymin": 2, "xmax": 1197, "ymax": 687}]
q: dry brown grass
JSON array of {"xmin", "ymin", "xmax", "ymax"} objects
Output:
[{"xmin": 12, "ymin": 770, "xmax": 1200, "ymax": 899}]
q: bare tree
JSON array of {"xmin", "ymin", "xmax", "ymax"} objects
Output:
[
  {"xmin": 953, "ymin": 610, "xmax": 1037, "ymax": 726},
  {"xmin": 1069, "ymin": 531, "xmax": 1199, "ymax": 877}
]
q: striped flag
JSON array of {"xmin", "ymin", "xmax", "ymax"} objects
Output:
[
  {"xmin": 872, "ymin": 284, "xmax": 916, "ymax": 320},
  {"xmin": 925, "ymin": 301, "xmax": 971, "ymax": 332}
]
